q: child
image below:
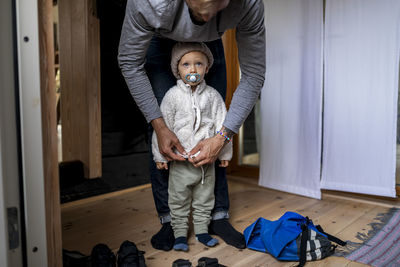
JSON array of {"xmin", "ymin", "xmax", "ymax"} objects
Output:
[{"xmin": 152, "ymin": 42, "xmax": 232, "ymax": 252}]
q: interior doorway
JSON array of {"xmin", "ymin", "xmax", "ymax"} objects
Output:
[{"xmin": 54, "ymin": 0, "xmax": 150, "ymax": 203}]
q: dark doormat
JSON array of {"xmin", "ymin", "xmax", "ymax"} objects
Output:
[{"xmin": 60, "ymin": 152, "xmax": 150, "ymax": 204}]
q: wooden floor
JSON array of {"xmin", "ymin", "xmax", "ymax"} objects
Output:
[{"xmin": 61, "ymin": 176, "xmax": 400, "ymax": 267}]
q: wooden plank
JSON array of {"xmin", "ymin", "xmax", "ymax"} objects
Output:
[
  {"xmin": 323, "ymin": 190, "xmax": 400, "ymax": 208},
  {"xmin": 38, "ymin": 0, "xmax": 62, "ymax": 267},
  {"xmin": 86, "ymin": 0, "xmax": 102, "ymax": 178},
  {"xmin": 59, "ymin": 0, "xmax": 101, "ymax": 178},
  {"xmin": 58, "ymin": 0, "xmax": 72, "ymax": 161},
  {"xmin": 61, "ymin": 183, "xmax": 151, "ymax": 209},
  {"xmin": 62, "ymin": 187, "xmax": 160, "ymax": 254},
  {"xmin": 309, "ymin": 200, "xmax": 377, "ymax": 243},
  {"xmin": 336, "ymin": 205, "xmax": 390, "ymax": 243},
  {"xmin": 37, "ymin": 0, "xmax": 63, "ymax": 266},
  {"xmin": 221, "ymin": 29, "xmax": 239, "ymax": 110}
]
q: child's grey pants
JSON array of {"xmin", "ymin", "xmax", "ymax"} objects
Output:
[{"xmin": 168, "ymin": 160, "xmax": 215, "ymax": 238}]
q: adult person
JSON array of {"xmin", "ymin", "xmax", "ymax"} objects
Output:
[
  {"xmin": 152, "ymin": 42, "xmax": 233, "ymax": 252},
  {"xmin": 118, "ymin": 0, "xmax": 266, "ymax": 251}
]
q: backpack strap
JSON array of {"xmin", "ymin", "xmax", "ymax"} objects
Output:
[
  {"xmin": 297, "ymin": 223, "xmax": 308, "ymax": 267},
  {"xmin": 315, "ymin": 225, "xmax": 347, "ymax": 246}
]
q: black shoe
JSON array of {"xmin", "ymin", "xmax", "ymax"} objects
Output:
[
  {"xmin": 197, "ymin": 257, "xmax": 226, "ymax": 267},
  {"xmin": 209, "ymin": 218, "xmax": 246, "ymax": 249},
  {"xmin": 117, "ymin": 240, "xmax": 146, "ymax": 267},
  {"xmin": 151, "ymin": 222, "xmax": 175, "ymax": 251},
  {"xmin": 90, "ymin": 243, "xmax": 116, "ymax": 267},
  {"xmin": 63, "ymin": 249, "xmax": 89, "ymax": 267},
  {"xmin": 172, "ymin": 259, "xmax": 192, "ymax": 267}
]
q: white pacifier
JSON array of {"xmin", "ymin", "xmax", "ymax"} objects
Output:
[{"xmin": 185, "ymin": 73, "xmax": 201, "ymax": 83}]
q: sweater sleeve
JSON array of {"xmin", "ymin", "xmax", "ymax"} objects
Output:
[
  {"xmin": 213, "ymin": 91, "xmax": 233, "ymax": 161},
  {"xmin": 118, "ymin": 0, "xmax": 161, "ymax": 123},
  {"xmin": 151, "ymin": 89, "xmax": 176, "ymax": 163},
  {"xmin": 219, "ymin": 139, "xmax": 233, "ymax": 161},
  {"xmin": 223, "ymin": 0, "xmax": 266, "ymax": 133},
  {"xmin": 151, "ymin": 131, "xmax": 167, "ymax": 163}
]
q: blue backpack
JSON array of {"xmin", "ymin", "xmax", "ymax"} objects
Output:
[{"xmin": 243, "ymin": 212, "xmax": 346, "ymax": 267}]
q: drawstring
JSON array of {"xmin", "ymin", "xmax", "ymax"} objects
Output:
[
  {"xmin": 200, "ymin": 166, "xmax": 205, "ymax": 184},
  {"xmin": 175, "ymin": 151, "xmax": 205, "ymax": 184}
]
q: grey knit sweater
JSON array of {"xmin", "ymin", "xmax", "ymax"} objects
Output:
[
  {"xmin": 118, "ymin": 0, "xmax": 266, "ymax": 133},
  {"xmin": 152, "ymin": 80, "xmax": 233, "ymax": 163}
]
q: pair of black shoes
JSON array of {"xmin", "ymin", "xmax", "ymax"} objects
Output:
[
  {"xmin": 172, "ymin": 257, "xmax": 226, "ymax": 267},
  {"xmin": 151, "ymin": 219, "xmax": 246, "ymax": 251},
  {"xmin": 91, "ymin": 240, "xmax": 146, "ymax": 267}
]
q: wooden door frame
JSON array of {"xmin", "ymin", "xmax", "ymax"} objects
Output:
[
  {"xmin": 38, "ymin": 0, "xmax": 63, "ymax": 266},
  {"xmin": 222, "ymin": 30, "xmax": 260, "ymax": 179},
  {"xmin": 38, "ymin": 0, "xmax": 102, "ymax": 264}
]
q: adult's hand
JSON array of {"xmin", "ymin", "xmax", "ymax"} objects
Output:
[
  {"xmin": 188, "ymin": 134, "xmax": 226, "ymax": 167},
  {"xmin": 152, "ymin": 118, "xmax": 186, "ymax": 162}
]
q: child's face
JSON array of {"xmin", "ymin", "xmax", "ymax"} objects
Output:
[{"xmin": 178, "ymin": 51, "xmax": 209, "ymax": 87}]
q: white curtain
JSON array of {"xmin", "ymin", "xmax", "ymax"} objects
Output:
[
  {"xmin": 259, "ymin": 0, "xmax": 324, "ymax": 199},
  {"xmin": 321, "ymin": 0, "xmax": 400, "ymax": 197}
]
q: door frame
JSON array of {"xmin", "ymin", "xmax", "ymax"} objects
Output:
[
  {"xmin": 0, "ymin": 1, "xmax": 24, "ymax": 266},
  {"xmin": 222, "ymin": 30, "xmax": 260, "ymax": 179},
  {"xmin": 12, "ymin": 0, "xmax": 62, "ymax": 266}
]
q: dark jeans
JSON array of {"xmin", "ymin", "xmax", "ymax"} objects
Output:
[{"xmin": 144, "ymin": 36, "xmax": 230, "ymax": 219}]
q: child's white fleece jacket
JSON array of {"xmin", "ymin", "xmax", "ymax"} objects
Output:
[{"xmin": 152, "ymin": 79, "xmax": 233, "ymax": 163}]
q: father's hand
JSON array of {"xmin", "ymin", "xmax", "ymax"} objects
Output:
[
  {"xmin": 188, "ymin": 134, "xmax": 226, "ymax": 167},
  {"xmin": 152, "ymin": 118, "xmax": 186, "ymax": 162}
]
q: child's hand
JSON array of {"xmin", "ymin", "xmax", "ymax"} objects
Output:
[
  {"xmin": 219, "ymin": 160, "xmax": 229, "ymax": 167},
  {"xmin": 156, "ymin": 162, "xmax": 168, "ymax": 170}
]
